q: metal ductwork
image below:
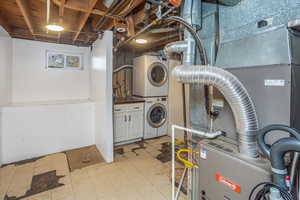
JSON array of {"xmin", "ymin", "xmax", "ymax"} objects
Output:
[
  {"xmin": 216, "ymin": 0, "xmax": 242, "ymax": 6},
  {"xmin": 172, "ymin": 65, "xmax": 259, "ymax": 158},
  {"xmin": 204, "ymin": 0, "xmax": 242, "ymax": 6}
]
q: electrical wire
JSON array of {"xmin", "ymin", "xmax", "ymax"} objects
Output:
[{"xmin": 249, "ymin": 182, "xmax": 294, "ymax": 200}]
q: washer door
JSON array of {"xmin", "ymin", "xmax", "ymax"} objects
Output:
[
  {"xmin": 147, "ymin": 103, "xmax": 167, "ymax": 128},
  {"xmin": 147, "ymin": 62, "xmax": 168, "ymax": 87}
]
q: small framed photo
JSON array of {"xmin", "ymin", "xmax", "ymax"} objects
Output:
[
  {"xmin": 46, "ymin": 51, "xmax": 83, "ymax": 70},
  {"xmin": 47, "ymin": 52, "xmax": 65, "ymax": 69},
  {"xmin": 65, "ymin": 54, "xmax": 82, "ymax": 69}
]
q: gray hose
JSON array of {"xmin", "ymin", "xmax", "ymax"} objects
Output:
[
  {"xmin": 257, "ymin": 124, "xmax": 300, "ymax": 160},
  {"xmin": 173, "ymin": 65, "xmax": 259, "ymax": 158},
  {"xmin": 113, "ymin": 65, "xmax": 133, "ymax": 73},
  {"xmin": 270, "ymin": 137, "xmax": 300, "ymax": 188}
]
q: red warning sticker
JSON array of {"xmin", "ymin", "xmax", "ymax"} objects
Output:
[
  {"xmin": 169, "ymin": 0, "xmax": 182, "ymax": 7},
  {"xmin": 215, "ymin": 173, "xmax": 241, "ymax": 194}
]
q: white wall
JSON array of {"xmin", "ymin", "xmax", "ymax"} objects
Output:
[
  {"xmin": 91, "ymin": 31, "xmax": 114, "ymax": 162},
  {"xmin": 11, "ymin": 39, "xmax": 91, "ymax": 103},
  {"xmin": 0, "ymin": 33, "xmax": 114, "ymax": 164},
  {"xmin": 0, "ymin": 33, "xmax": 12, "ymax": 106},
  {"xmin": 1, "ymin": 102, "xmax": 95, "ymax": 164},
  {"xmin": 0, "ymin": 26, "xmax": 12, "ymax": 166}
]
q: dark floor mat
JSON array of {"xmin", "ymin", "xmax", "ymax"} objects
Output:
[{"xmin": 65, "ymin": 145, "xmax": 105, "ymax": 172}]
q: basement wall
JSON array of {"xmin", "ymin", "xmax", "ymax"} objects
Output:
[
  {"xmin": 0, "ymin": 28, "xmax": 12, "ymax": 106},
  {"xmin": 11, "ymin": 39, "xmax": 91, "ymax": 103},
  {"xmin": 0, "ymin": 26, "xmax": 12, "ymax": 166},
  {"xmin": 91, "ymin": 31, "xmax": 114, "ymax": 163},
  {"xmin": 0, "ymin": 38, "xmax": 96, "ymax": 164},
  {"xmin": 1, "ymin": 101, "xmax": 95, "ymax": 164}
]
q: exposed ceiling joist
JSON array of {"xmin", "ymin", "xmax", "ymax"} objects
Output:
[
  {"xmin": 57, "ymin": 0, "xmax": 65, "ymax": 42},
  {"xmin": 93, "ymin": 0, "xmax": 144, "ymax": 32},
  {"xmin": 72, "ymin": 0, "xmax": 98, "ymax": 43},
  {"xmin": 52, "ymin": 0, "xmax": 118, "ymax": 19},
  {"xmin": 118, "ymin": 0, "xmax": 144, "ymax": 17},
  {"xmin": 59, "ymin": 0, "xmax": 65, "ymax": 17},
  {"xmin": 0, "ymin": 13, "xmax": 12, "ymax": 33},
  {"xmin": 16, "ymin": 0, "xmax": 36, "ymax": 40}
]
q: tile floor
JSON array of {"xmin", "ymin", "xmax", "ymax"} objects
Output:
[{"xmin": 0, "ymin": 136, "xmax": 187, "ymax": 200}]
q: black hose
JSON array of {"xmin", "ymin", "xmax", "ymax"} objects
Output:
[
  {"xmin": 270, "ymin": 138, "xmax": 300, "ymax": 188},
  {"xmin": 164, "ymin": 16, "xmax": 212, "ymax": 117},
  {"xmin": 257, "ymin": 124, "xmax": 300, "ymax": 159},
  {"xmin": 249, "ymin": 182, "xmax": 294, "ymax": 200}
]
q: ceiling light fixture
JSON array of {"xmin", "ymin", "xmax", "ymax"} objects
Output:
[
  {"xmin": 46, "ymin": 24, "xmax": 64, "ymax": 32},
  {"xmin": 135, "ymin": 39, "xmax": 148, "ymax": 44}
]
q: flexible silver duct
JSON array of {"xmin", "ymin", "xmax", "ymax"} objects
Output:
[
  {"xmin": 173, "ymin": 65, "xmax": 259, "ymax": 158},
  {"xmin": 164, "ymin": 41, "xmax": 188, "ymax": 58}
]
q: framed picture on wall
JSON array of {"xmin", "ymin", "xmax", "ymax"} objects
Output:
[
  {"xmin": 65, "ymin": 55, "xmax": 82, "ymax": 69},
  {"xmin": 47, "ymin": 52, "xmax": 65, "ymax": 69},
  {"xmin": 46, "ymin": 51, "xmax": 83, "ymax": 70}
]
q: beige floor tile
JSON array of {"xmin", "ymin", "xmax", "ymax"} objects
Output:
[
  {"xmin": 53, "ymin": 196, "xmax": 74, "ymax": 200},
  {"xmin": 6, "ymin": 184, "xmax": 29, "ymax": 197},
  {"xmin": 70, "ymin": 169, "xmax": 90, "ymax": 185},
  {"xmin": 23, "ymin": 191, "xmax": 51, "ymax": 200},
  {"xmin": 58, "ymin": 174, "xmax": 71, "ymax": 186},
  {"xmin": 0, "ymin": 164, "xmax": 16, "ymax": 194},
  {"xmin": 51, "ymin": 185, "xmax": 73, "ymax": 200},
  {"xmin": 72, "ymin": 181, "xmax": 98, "ymax": 200},
  {"xmin": 0, "ymin": 192, "xmax": 6, "ymax": 200},
  {"xmin": 1, "ymin": 138, "xmax": 175, "ymax": 200}
]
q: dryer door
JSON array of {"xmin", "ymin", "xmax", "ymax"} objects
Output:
[
  {"xmin": 147, "ymin": 62, "xmax": 168, "ymax": 87},
  {"xmin": 147, "ymin": 103, "xmax": 167, "ymax": 128}
]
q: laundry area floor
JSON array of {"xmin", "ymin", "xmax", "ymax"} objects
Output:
[{"xmin": 0, "ymin": 136, "xmax": 186, "ymax": 200}]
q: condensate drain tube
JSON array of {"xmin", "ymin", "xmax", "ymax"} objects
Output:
[{"xmin": 172, "ymin": 65, "xmax": 259, "ymax": 158}]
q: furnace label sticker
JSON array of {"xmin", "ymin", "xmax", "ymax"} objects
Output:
[
  {"xmin": 200, "ymin": 149, "xmax": 207, "ymax": 160},
  {"xmin": 215, "ymin": 173, "xmax": 241, "ymax": 194},
  {"xmin": 264, "ymin": 79, "xmax": 285, "ymax": 87}
]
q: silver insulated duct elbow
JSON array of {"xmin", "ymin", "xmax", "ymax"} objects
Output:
[{"xmin": 173, "ymin": 65, "xmax": 259, "ymax": 158}]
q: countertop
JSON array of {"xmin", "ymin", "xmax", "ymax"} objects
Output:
[{"xmin": 114, "ymin": 96, "xmax": 145, "ymax": 105}]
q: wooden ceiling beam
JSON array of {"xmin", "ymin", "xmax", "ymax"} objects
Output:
[
  {"xmin": 0, "ymin": 13, "xmax": 12, "ymax": 34},
  {"xmin": 16, "ymin": 0, "xmax": 36, "ymax": 40},
  {"xmin": 117, "ymin": 0, "xmax": 144, "ymax": 17},
  {"xmin": 59, "ymin": 0, "xmax": 65, "ymax": 17},
  {"xmin": 92, "ymin": 0, "xmax": 143, "ymax": 32},
  {"xmin": 57, "ymin": 0, "xmax": 65, "ymax": 43},
  {"xmin": 72, "ymin": 0, "xmax": 98, "ymax": 43},
  {"xmin": 52, "ymin": 0, "xmax": 118, "ymax": 19}
]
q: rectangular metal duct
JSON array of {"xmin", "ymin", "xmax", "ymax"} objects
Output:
[{"xmin": 216, "ymin": 27, "xmax": 300, "ymax": 68}]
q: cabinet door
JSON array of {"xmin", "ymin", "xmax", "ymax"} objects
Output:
[
  {"xmin": 127, "ymin": 109, "xmax": 144, "ymax": 140},
  {"xmin": 114, "ymin": 111, "xmax": 128, "ymax": 143}
]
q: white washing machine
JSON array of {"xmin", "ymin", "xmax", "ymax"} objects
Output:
[
  {"xmin": 133, "ymin": 55, "xmax": 168, "ymax": 97},
  {"xmin": 144, "ymin": 97, "xmax": 168, "ymax": 139}
]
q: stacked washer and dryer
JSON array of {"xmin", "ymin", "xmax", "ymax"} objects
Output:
[{"xmin": 133, "ymin": 55, "xmax": 169, "ymax": 139}]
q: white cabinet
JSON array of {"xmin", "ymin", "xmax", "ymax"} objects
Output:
[{"xmin": 114, "ymin": 103, "xmax": 144, "ymax": 144}]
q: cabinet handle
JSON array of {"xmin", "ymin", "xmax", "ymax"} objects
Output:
[
  {"xmin": 134, "ymin": 107, "xmax": 140, "ymax": 109},
  {"xmin": 125, "ymin": 115, "xmax": 127, "ymax": 122},
  {"xmin": 129, "ymin": 115, "xmax": 131, "ymax": 121},
  {"xmin": 115, "ymin": 109, "xmax": 121, "ymax": 111}
]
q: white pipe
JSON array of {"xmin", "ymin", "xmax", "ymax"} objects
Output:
[
  {"xmin": 171, "ymin": 124, "xmax": 223, "ymax": 200},
  {"xmin": 175, "ymin": 167, "xmax": 187, "ymax": 200}
]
